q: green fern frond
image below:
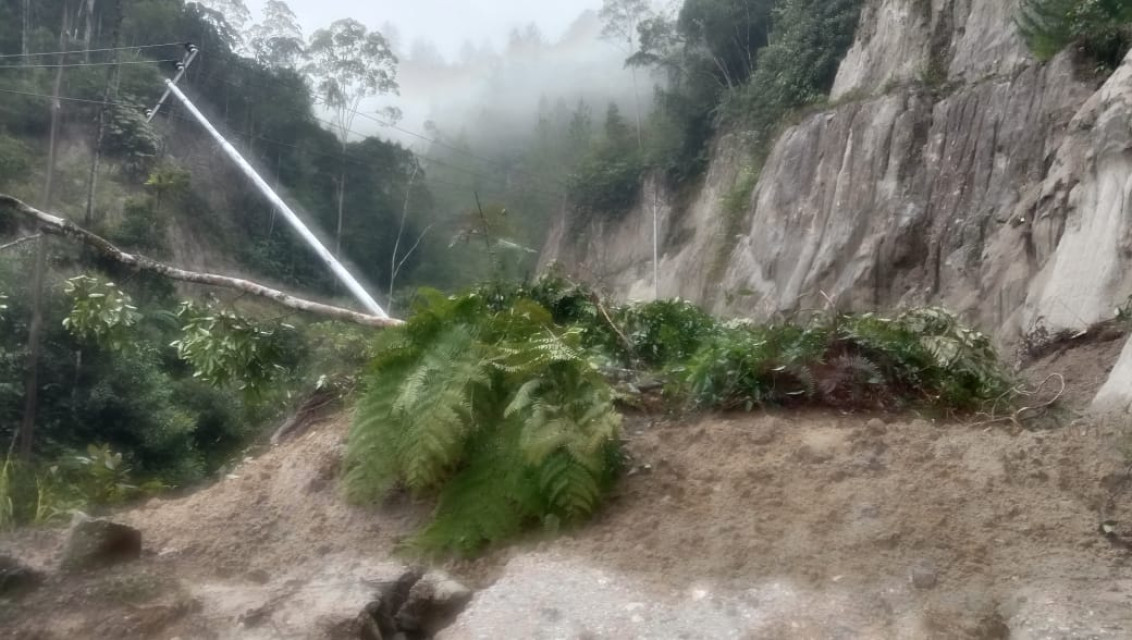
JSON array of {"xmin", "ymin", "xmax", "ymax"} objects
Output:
[
  {"xmin": 346, "ymin": 290, "xmax": 623, "ymax": 556},
  {"xmin": 536, "ymin": 450, "xmax": 603, "ymax": 521}
]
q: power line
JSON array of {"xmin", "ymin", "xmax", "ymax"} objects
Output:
[
  {"xmin": 0, "ymin": 87, "xmax": 114, "ymax": 106},
  {"xmin": 0, "ymin": 42, "xmax": 186, "ymax": 59},
  {"xmin": 0, "ymin": 58, "xmax": 180, "ymax": 70}
]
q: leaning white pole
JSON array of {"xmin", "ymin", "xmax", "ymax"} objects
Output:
[{"xmin": 162, "ymin": 80, "xmax": 389, "ymax": 318}]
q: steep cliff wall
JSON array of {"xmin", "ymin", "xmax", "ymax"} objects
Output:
[{"xmin": 542, "ymin": 0, "xmax": 1132, "ymax": 410}]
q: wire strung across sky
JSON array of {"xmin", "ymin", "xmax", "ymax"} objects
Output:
[
  {"xmin": 0, "ymin": 42, "xmax": 187, "ymax": 59},
  {"xmin": 0, "ymin": 59, "xmax": 181, "ymax": 70}
]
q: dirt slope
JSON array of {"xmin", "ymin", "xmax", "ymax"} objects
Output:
[
  {"xmin": 447, "ymin": 411, "xmax": 1132, "ymax": 638},
  {"xmin": 4, "ymin": 353, "xmax": 1132, "ymax": 638}
]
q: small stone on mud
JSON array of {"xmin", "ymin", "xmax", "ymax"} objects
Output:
[{"xmin": 866, "ymin": 418, "xmax": 887, "ymax": 435}]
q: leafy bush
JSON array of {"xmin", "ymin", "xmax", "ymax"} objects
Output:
[
  {"xmin": 616, "ymin": 299, "xmax": 718, "ymax": 368},
  {"xmin": 62, "ymin": 275, "xmax": 142, "ymax": 352},
  {"xmin": 345, "ymin": 289, "xmax": 622, "ymax": 556},
  {"xmin": 1017, "ymin": 0, "xmax": 1132, "ymax": 70},
  {"xmin": 171, "ymin": 302, "xmax": 295, "ymax": 394},
  {"xmin": 680, "ymin": 308, "xmax": 1011, "ymax": 412},
  {"xmin": 0, "ymin": 444, "xmax": 163, "ymax": 529}
]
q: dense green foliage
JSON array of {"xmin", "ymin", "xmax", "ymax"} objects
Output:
[
  {"xmin": 345, "ymin": 289, "xmax": 622, "ymax": 556},
  {"xmin": 1017, "ymin": 0, "xmax": 1132, "ymax": 70},
  {"xmin": 681, "ymin": 308, "xmax": 1010, "ymax": 412},
  {"xmin": 0, "ymin": 0, "xmax": 429, "ymax": 294},
  {"xmin": 724, "ymin": 0, "xmax": 865, "ymax": 149},
  {"xmin": 567, "ymin": 104, "xmax": 644, "ymax": 223},
  {"xmin": 571, "ymin": 0, "xmax": 864, "ymax": 217},
  {"xmin": 0, "ymin": 0, "xmax": 439, "ymax": 522}
]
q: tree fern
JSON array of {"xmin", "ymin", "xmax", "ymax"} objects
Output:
[{"xmin": 345, "ymin": 291, "xmax": 622, "ymax": 555}]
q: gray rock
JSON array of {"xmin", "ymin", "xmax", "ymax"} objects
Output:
[
  {"xmin": 395, "ymin": 570, "xmax": 473, "ymax": 637},
  {"xmin": 61, "ymin": 513, "xmax": 142, "ymax": 571},
  {"xmin": 0, "ymin": 554, "xmax": 43, "ymax": 595}
]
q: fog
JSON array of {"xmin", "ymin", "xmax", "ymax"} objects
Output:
[
  {"xmin": 246, "ymin": 1, "xmax": 651, "ymax": 151},
  {"xmin": 252, "ymin": 0, "xmax": 602, "ymax": 59}
]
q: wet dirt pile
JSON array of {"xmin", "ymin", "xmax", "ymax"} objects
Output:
[{"xmin": 449, "ymin": 411, "xmax": 1132, "ymax": 638}]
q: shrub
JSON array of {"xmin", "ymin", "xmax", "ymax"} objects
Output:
[
  {"xmin": 679, "ymin": 308, "xmax": 1011, "ymax": 412},
  {"xmin": 616, "ymin": 299, "xmax": 718, "ymax": 368},
  {"xmin": 170, "ymin": 302, "xmax": 295, "ymax": 395},
  {"xmin": 344, "ymin": 289, "xmax": 622, "ymax": 556},
  {"xmin": 1017, "ymin": 0, "xmax": 1132, "ymax": 70}
]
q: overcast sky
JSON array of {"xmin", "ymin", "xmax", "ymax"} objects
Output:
[{"xmin": 248, "ymin": 0, "xmax": 603, "ymax": 58}]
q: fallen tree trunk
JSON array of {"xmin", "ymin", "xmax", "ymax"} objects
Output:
[{"xmin": 0, "ymin": 194, "xmax": 401, "ymax": 328}]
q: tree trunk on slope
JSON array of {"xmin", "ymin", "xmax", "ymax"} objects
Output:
[{"xmin": 20, "ymin": 7, "xmax": 69, "ymax": 459}]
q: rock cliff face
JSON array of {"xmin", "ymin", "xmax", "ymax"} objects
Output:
[{"xmin": 541, "ymin": 0, "xmax": 1132, "ymax": 411}]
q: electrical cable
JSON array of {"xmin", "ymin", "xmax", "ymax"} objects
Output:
[
  {"xmin": 0, "ymin": 58, "xmax": 181, "ymax": 70},
  {"xmin": 0, "ymin": 41, "xmax": 185, "ymax": 59}
]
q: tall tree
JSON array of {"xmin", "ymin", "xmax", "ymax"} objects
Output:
[
  {"xmin": 191, "ymin": 0, "xmax": 252, "ymax": 52},
  {"xmin": 84, "ymin": 0, "xmax": 123, "ymax": 230},
  {"xmin": 20, "ymin": 4, "xmax": 70, "ymax": 459},
  {"xmin": 599, "ymin": 0, "xmax": 653, "ymax": 148},
  {"xmin": 21, "ymin": 0, "xmax": 30, "ymax": 56},
  {"xmin": 601, "ymin": 0, "xmax": 661, "ymax": 298},
  {"xmin": 305, "ymin": 18, "xmax": 399, "ymax": 256},
  {"xmin": 248, "ymin": 0, "xmax": 305, "ymax": 69}
]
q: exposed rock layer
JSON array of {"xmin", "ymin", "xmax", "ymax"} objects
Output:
[{"xmin": 541, "ymin": 0, "xmax": 1132, "ymax": 410}]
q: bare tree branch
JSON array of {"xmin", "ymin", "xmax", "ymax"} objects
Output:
[
  {"xmin": 389, "ymin": 160, "xmax": 420, "ymax": 302},
  {"xmin": 0, "ymin": 234, "xmax": 41, "ymax": 252},
  {"xmin": 394, "ymin": 223, "xmax": 435, "ymax": 278},
  {"xmin": 0, "ymin": 194, "xmax": 401, "ymax": 328}
]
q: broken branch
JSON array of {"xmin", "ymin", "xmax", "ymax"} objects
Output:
[{"xmin": 0, "ymin": 194, "xmax": 401, "ymax": 328}]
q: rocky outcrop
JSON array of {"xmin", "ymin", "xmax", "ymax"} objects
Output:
[
  {"xmin": 832, "ymin": 0, "xmax": 1030, "ymax": 100},
  {"xmin": 544, "ymin": 0, "xmax": 1119, "ymax": 333},
  {"xmin": 1025, "ymin": 50, "xmax": 1132, "ymax": 334},
  {"xmin": 721, "ymin": 52, "xmax": 1090, "ymax": 337}
]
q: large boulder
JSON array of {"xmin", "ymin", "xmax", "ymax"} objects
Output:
[
  {"xmin": 0, "ymin": 554, "xmax": 43, "ymax": 595},
  {"xmin": 61, "ymin": 513, "xmax": 142, "ymax": 571}
]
